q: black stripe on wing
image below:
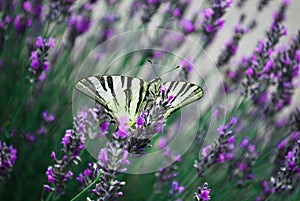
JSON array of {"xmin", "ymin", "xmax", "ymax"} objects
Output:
[
  {"xmin": 164, "ymin": 81, "xmax": 203, "ymax": 118},
  {"xmin": 75, "ymin": 76, "xmax": 115, "ymax": 118}
]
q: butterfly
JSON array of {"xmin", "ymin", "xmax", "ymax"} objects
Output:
[{"xmin": 75, "ymin": 75, "xmax": 203, "ymax": 125}]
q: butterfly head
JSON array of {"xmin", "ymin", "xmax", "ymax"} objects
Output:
[{"xmin": 149, "ymin": 77, "xmax": 163, "ymax": 97}]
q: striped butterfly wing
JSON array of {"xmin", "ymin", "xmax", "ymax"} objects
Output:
[
  {"xmin": 162, "ymin": 81, "xmax": 204, "ymax": 118},
  {"xmin": 75, "ymin": 75, "xmax": 148, "ymax": 121}
]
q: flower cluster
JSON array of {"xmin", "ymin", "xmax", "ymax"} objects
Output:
[
  {"xmin": 14, "ymin": 1, "xmax": 33, "ymax": 33},
  {"xmin": 0, "ymin": 15, "xmax": 11, "ymax": 51},
  {"xmin": 180, "ymin": 58, "xmax": 194, "ymax": 78},
  {"xmin": 154, "ymin": 145, "xmax": 182, "ymax": 194},
  {"xmin": 77, "ymin": 133, "xmax": 129, "ymax": 200},
  {"xmin": 28, "ymin": 36, "xmax": 55, "ymax": 83},
  {"xmin": 265, "ymin": 31, "xmax": 300, "ymax": 114},
  {"xmin": 47, "ymin": 0, "xmax": 76, "ymax": 22},
  {"xmin": 170, "ymin": 0, "xmax": 191, "ymax": 20},
  {"xmin": 223, "ymin": 1, "xmax": 294, "ymax": 115},
  {"xmin": 98, "ymin": 14, "xmax": 119, "ymax": 44},
  {"xmin": 256, "ymin": 133, "xmax": 299, "ymax": 200},
  {"xmin": 43, "ymin": 112, "xmax": 86, "ymax": 194},
  {"xmin": 232, "ymin": 138, "xmax": 259, "ymax": 186},
  {"xmin": 0, "ymin": 141, "xmax": 17, "ymax": 183},
  {"xmin": 200, "ymin": 0, "xmax": 233, "ymax": 46},
  {"xmin": 194, "ymin": 182, "xmax": 211, "ymax": 201},
  {"xmin": 194, "ymin": 117, "xmax": 237, "ymax": 176},
  {"xmin": 217, "ymin": 22, "xmax": 249, "ymax": 67},
  {"xmin": 169, "ymin": 181, "xmax": 185, "ymax": 200},
  {"xmin": 126, "ymin": 86, "xmax": 174, "ymax": 154},
  {"xmin": 141, "ymin": 1, "xmax": 163, "ymax": 24},
  {"xmin": 67, "ymin": 1, "xmax": 99, "ymax": 46}
]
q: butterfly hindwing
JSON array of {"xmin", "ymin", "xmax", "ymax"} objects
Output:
[
  {"xmin": 162, "ymin": 81, "xmax": 203, "ymax": 118},
  {"xmin": 75, "ymin": 75, "xmax": 148, "ymax": 121}
]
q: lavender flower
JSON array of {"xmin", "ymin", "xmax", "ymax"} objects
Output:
[
  {"xmin": 98, "ymin": 14, "xmax": 119, "ymax": 44},
  {"xmin": 200, "ymin": 0, "xmax": 233, "ymax": 47},
  {"xmin": 23, "ymin": 131, "xmax": 36, "ymax": 142},
  {"xmin": 232, "ymin": 138, "xmax": 259, "ymax": 186},
  {"xmin": 77, "ymin": 134, "xmax": 129, "ymax": 200},
  {"xmin": 0, "ymin": 15, "xmax": 10, "ymax": 51},
  {"xmin": 43, "ymin": 112, "xmax": 86, "ymax": 194},
  {"xmin": 194, "ymin": 117, "xmax": 237, "ymax": 176},
  {"xmin": 0, "ymin": 141, "xmax": 17, "ymax": 183},
  {"xmin": 67, "ymin": 2, "xmax": 97, "ymax": 46},
  {"xmin": 194, "ymin": 182, "xmax": 211, "ymax": 201},
  {"xmin": 47, "ymin": 0, "xmax": 76, "ymax": 22},
  {"xmin": 14, "ymin": 14, "xmax": 32, "ymax": 33},
  {"xmin": 265, "ymin": 32, "xmax": 300, "ymax": 114},
  {"xmin": 42, "ymin": 111, "xmax": 55, "ymax": 123},
  {"xmin": 256, "ymin": 135, "xmax": 299, "ymax": 200},
  {"xmin": 168, "ymin": 0, "xmax": 191, "ymax": 20},
  {"xmin": 217, "ymin": 23, "xmax": 249, "ymax": 67},
  {"xmin": 154, "ymin": 147, "xmax": 182, "ymax": 194},
  {"xmin": 126, "ymin": 90, "xmax": 173, "ymax": 154},
  {"xmin": 140, "ymin": 1, "xmax": 162, "ymax": 23},
  {"xmin": 180, "ymin": 57, "xmax": 193, "ymax": 79},
  {"xmin": 28, "ymin": 36, "xmax": 55, "ymax": 83},
  {"xmin": 169, "ymin": 181, "xmax": 185, "ymax": 199}
]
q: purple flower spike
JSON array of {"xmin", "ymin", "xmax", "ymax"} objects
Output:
[
  {"xmin": 202, "ymin": 8, "xmax": 214, "ymax": 18},
  {"xmin": 158, "ymin": 137, "xmax": 167, "ymax": 150},
  {"xmin": 23, "ymin": 1, "xmax": 32, "ymax": 12},
  {"xmin": 0, "ymin": 141, "xmax": 17, "ymax": 182},
  {"xmin": 194, "ymin": 182, "xmax": 211, "ymax": 201},
  {"xmin": 136, "ymin": 115, "xmax": 144, "ymax": 126},
  {"xmin": 44, "ymin": 112, "xmax": 86, "ymax": 195},
  {"xmin": 28, "ymin": 36, "xmax": 55, "ymax": 83}
]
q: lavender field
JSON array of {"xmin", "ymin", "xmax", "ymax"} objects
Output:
[{"xmin": 0, "ymin": 0, "xmax": 300, "ymax": 201}]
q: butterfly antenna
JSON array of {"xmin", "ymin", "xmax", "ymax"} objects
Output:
[
  {"xmin": 148, "ymin": 60, "xmax": 159, "ymax": 77},
  {"xmin": 160, "ymin": 65, "xmax": 180, "ymax": 77}
]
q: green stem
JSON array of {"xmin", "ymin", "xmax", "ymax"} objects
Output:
[{"xmin": 70, "ymin": 169, "xmax": 103, "ymax": 201}]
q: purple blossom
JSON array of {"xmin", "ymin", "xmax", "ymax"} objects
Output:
[
  {"xmin": 28, "ymin": 37, "xmax": 55, "ymax": 83},
  {"xmin": 277, "ymin": 139, "xmax": 288, "ymax": 150},
  {"xmin": 158, "ymin": 137, "xmax": 167, "ymax": 149},
  {"xmin": 200, "ymin": 0, "xmax": 231, "ymax": 46},
  {"xmin": 195, "ymin": 118, "xmax": 237, "ymax": 176},
  {"xmin": 44, "ymin": 112, "xmax": 86, "ymax": 195},
  {"xmin": 180, "ymin": 58, "xmax": 193, "ymax": 74},
  {"xmin": 42, "ymin": 111, "xmax": 55, "ymax": 123},
  {"xmin": 180, "ymin": 19, "xmax": 195, "ymax": 33},
  {"xmin": 169, "ymin": 181, "xmax": 185, "ymax": 198},
  {"xmin": 240, "ymin": 138, "xmax": 250, "ymax": 148},
  {"xmin": 0, "ymin": 141, "xmax": 17, "ymax": 182},
  {"xmin": 117, "ymin": 116, "xmax": 129, "ymax": 139},
  {"xmin": 14, "ymin": 15, "xmax": 32, "ymax": 32},
  {"xmin": 136, "ymin": 115, "xmax": 144, "ymax": 126},
  {"xmin": 23, "ymin": 131, "xmax": 36, "ymax": 142},
  {"xmin": 69, "ymin": 15, "xmax": 91, "ymax": 34},
  {"xmin": 23, "ymin": 1, "xmax": 32, "ymax": 12},
  {"xmin": 194, "ymin": 182, "xmax": 211, "ymax": 201}
]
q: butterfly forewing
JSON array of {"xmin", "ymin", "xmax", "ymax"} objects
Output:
[
  {"xmin": 162, "ymin": 81, "xmax": 203, "ymax": 118},
  {"xmin": 75, "ymin": 75, "xmax": 203, "ymax": 124},
  {"xmin": 75, "ymin": 75, "xmax": 148, "ymax": 121}
]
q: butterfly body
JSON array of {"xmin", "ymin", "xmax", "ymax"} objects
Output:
[{"xmin": 75, "ymin": 75, "xmax": 203, "ymax": 124}]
